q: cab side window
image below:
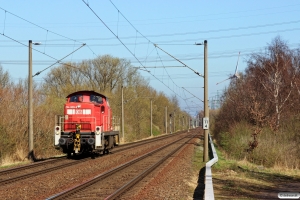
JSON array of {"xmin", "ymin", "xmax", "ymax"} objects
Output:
[
  {"xmin": 90, "ymin": 95, "xmax": 96, "ymax": 102},
  {"xmin": 70, "ymin": 95, "xmax": 83, "ymax": 102},
  {"xmin": 96, "ymin": 96, "xmax": 103, "ymax": 104},
  {"xmin": 90, "ymin": 95, "xmax": 103, "ymax": 104},
  {"xmin": 70, "ymin": 95, "xmax": 78, "ymax": 102}
]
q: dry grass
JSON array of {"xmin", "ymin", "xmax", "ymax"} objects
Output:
[
  {"xmin": 213, "ymin": 148, "xmax": 300, "ymax": 200},
  {"xmin": 237, "ymin": 157, "xmax": 300, "ymax": 177},
  {"xmin": 217, "ymin": 122, "xmax": 300, "ymax": 169},
  {"xmin": 0, "ymin": 155, "xmax": 30, "ymax": 169},
  {"xmin": 0, "ymin": 155, "xmax": 15, "ymax": 167},
  {"xmin": 190, "ymin": 136, "xmax": 206, "ymax": 199}
]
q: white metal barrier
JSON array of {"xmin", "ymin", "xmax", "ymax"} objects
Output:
[{"xmin": 204, "ymin": 134, "xmax": 218, "ymax": 200}]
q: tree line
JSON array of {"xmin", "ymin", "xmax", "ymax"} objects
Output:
[
  {"xmin": 0, "ymin": 54, "xmax": 189, "ymax": 164},
  {"xmin": 213, "ymin": 36, "xmax": 300, "ymax": 168}
]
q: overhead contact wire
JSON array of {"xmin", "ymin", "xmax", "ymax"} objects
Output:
[
  {"xmin": 0, "ymin": 6, "xmax": 96, "ymax": 56},
  {"xmin": 154, "ymin": 44, "xmax": 203, "ymax": 77},
  {"xmin": 0, "ymin": 7, "xmax": 81, "ymax": 45},
  {"xmin": 0, "ymin": 32, "xmax": 85, "ymax": 75},
  {"xmin": 110, "ymin": 0, "xmax": 201, "ymax": 108},
  {"xmin": 82, "ymin": 0, "xmax": 188, "ymax": 102},
  {"xmin": 33, "ymin": 44, "xmax": 86, "ymax": 77}
]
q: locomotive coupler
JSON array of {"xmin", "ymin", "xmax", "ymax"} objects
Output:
[{"xmin": 74, "ymin": 124, "xmax": 81, "ymax": 153}]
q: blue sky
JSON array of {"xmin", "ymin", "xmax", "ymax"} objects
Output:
[{"xmin": 0, "ymin": 1, "xmax": 300, "ymax": 116}]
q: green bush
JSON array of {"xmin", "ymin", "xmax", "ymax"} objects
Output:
[
  {"xmin": 218, "ymin": 122, "xmax": 251, "ymax": 160},
  {"xmin": 249, "ymin": 127, "xmax": 299, "ymax": 168},
  {"xmin": 216, "ymin": 121, "xmax": 299, "ymax": 169},
  {"xmin": 152, "ymin": 125, "xmax": 161, "ymax": 137}
]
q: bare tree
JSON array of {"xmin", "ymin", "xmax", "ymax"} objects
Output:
[
  {"xmin": 0, "ymin": 65, "xmax": 10, "ymax": 88},
  {"xmin": 246, "ymin": 36, "xmax": 296, "ymax": 130}
]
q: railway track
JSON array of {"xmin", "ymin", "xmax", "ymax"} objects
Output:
[
  {"xmin": 0, "ymin": 158, "xmax": 87, "ymax": 185},
  {"xmin": 0, "ymin": 157, "xmax": 65, "ymax": 176},
  {"xmin": 111, "ymin": 131, "xmax": 182, "ymax": 153},
  {"xmin": 46, "ymin": 132, "xmax": 198, "ymax": 199},
  {"xmin": 0, "ymin": 131, "xmax": 183, "ymax": 186}
]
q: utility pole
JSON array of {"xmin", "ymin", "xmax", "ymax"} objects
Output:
[
  {"xmin": 179, "ymin": 115, "xmax": 180, "ymax": 130},
  {"xmin": 165, "ymin": 106, "xmax": 167, "ymax": 134},
  {"xmin": 28, "ymin": 40, "xmax": 40, "ymax": 160},
  {"xmin": 169, "ymin": 113, "xmax": 172, "ymax": 134},
  {"xmin": 173, "ymin": 112, "xmax": 175, "ymax": 132},
  {"xmin": 186, "ymin": 116, "xmax": 188, "ymax": 130},
  {"xmin": 150, "ymin": 99, "xmax": 152, "ymax": 136},
  {"xmin": 203, "ymin": 40, "xmax": 209, "ymax": 162},
  {"xmin": 182, "ymin": 116, "xmax": 184, "ymax": 131},
  {"xmin": 28, "ymin": 40, "xmax": 33, "ymax": 160},
  {"xmin": 121, "ymin": 86, "xmax": 124, "ymax": 142},
  {"xmin": 188, "ymin": 117, "xmax": 190, "ymax": 132}
]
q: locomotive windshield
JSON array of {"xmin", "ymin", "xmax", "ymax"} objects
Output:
[
  {"xmin": 69, "ymin": 95, "xmax": 83, "ymax": 102},
  {"xmin": 90, "ymin": 94, "xmax": 103, "ymax": 104}
]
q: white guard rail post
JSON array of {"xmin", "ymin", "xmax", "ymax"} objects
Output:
[{"xmin": 204, "ymin": 133, "xmax": 218, "ymax": 200}]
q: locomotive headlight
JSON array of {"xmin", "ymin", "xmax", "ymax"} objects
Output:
[
  {"xmin": 95, "ymin": 126, "xmax": 101, "ymax": 135},
  {"xmin": 54, "ymin": 126, "xmax": 61, "ymax": 147},
  {"xmin": 55, "ymin": 126, "xmax": 61, "ymax": 135}
]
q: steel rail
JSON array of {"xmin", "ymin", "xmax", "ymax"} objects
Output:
[
  {"xmin": 46, "ymin": 133, "xmax": 195, "ymax": 199},
  {"xmin": 0, "ymin": 157, "xmax": 66, "ymax": 175},
  {"xmin": 105, "ymin": 133, "xmax": 197, "ymax": 199},
  {"xmin": 0, "ymin": 159, "xmax": 87, "ymax": 185},
  {"xmin": 0, "ymin": 131, "xmax": 185, "ymax": 185},
  {"xmin": 112, "ymin": 131, "xmax": 183, "ymax": 153}
]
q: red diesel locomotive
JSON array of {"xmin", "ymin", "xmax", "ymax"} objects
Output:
[{"xmin": 54, "ymin": 90, "xmax": 119, "ymax": 157}]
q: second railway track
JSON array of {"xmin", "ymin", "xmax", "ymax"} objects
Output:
[
  {"xmin": 0, "ymin": 131, "xmax": 182, "ymax": 185},
  {"xmin": 47, "ymin": 132, "xmax": 198, "ymax": 199}
]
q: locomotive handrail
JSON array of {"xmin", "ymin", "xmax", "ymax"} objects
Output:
[{"xmin": 204, "ymin": 133, "xmax": 218, "ymax": 200}]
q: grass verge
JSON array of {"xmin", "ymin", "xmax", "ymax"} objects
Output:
[
  {"xmin": 190, "ymin": 137, "xmax": 206, "ymax": 199},
  {"xmin": 212, "ymin": 145, "xmax": 300, "ymax": 199}
]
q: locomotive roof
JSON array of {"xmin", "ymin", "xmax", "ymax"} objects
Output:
[{"xmin": 66, "ymin": 90, "xmax": 107, "ymax": 98}]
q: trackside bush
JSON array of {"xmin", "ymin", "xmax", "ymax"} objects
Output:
[
  {"xmin": 218, "ymin": 122, "xmax": 251, "ymax": 160},
  {"xmin": 216, "ymin": 121, "xmax": 299, "ymax": 169}
]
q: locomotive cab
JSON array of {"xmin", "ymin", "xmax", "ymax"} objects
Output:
[{"xmin": 54, "ymin": 91, "xmax": 119, "ymax": 157}]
